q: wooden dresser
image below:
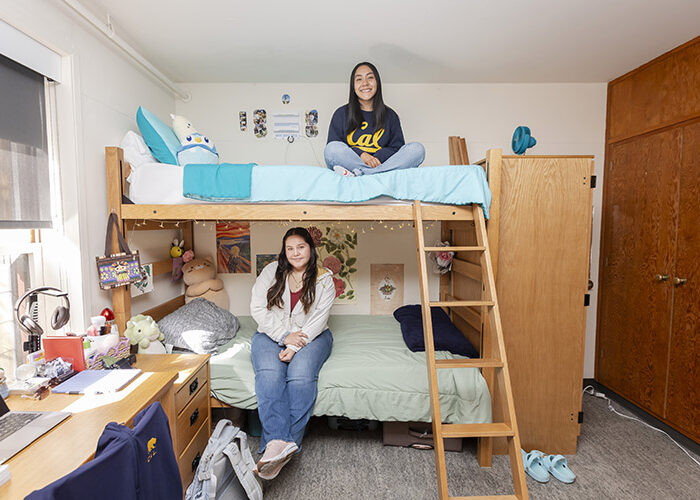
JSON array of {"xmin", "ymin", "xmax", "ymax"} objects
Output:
[{"xmin": 135, "ymin": 353, "xmax": 211, "ymax": 490}]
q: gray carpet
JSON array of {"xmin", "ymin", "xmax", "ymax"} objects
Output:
[{"xmin": 217, "ymin": 393, "xmax": 700, "ymax": 499}]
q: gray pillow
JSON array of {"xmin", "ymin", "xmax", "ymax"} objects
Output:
[{"xmin": 158, "ymin": 298, "xmax": 238, "ymax": 354}]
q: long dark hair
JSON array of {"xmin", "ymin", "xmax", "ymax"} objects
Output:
[
  {"xmin": 346, "ymin": 61, "xmax": 388, "ymax": 136},
  {"xmin": 267, "ymin": 227, "xmax": 318, "ymax": 314}
]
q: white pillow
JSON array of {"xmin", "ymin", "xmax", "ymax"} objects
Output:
[{"xmin": 120, "ymin": 130, "xmax": 158, "ymax": 169}]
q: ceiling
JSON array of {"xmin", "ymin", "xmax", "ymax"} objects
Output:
[{"xmin": 71, "ymin": 0, "xmax": 699, "ymax": 83}]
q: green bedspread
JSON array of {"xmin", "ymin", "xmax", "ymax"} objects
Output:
[{"xmin": 210, "ymin": 315, "xmax": 492, "ymax": 424}]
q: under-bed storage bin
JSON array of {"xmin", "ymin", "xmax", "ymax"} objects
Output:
[{"xmin": 383, "ymin": 421, "xmax": 463, "ymax": 452}]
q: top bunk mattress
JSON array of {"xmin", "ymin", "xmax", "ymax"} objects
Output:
[{"xmin": 127, "ymin": 162, "xmax": 491, "ymax": 217}]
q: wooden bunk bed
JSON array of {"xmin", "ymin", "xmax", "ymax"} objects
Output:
[{"xmin": 104, "ymin": 145, "xmax": 528, "ymax": 499}]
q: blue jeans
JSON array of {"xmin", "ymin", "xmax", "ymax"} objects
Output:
[
  {"xmin": 251, "ymin": 329, "xmax": 333, "ymax": 453},
  {"xmin": 324, "ymin": 141, "xmax": 425, "ymax": 176}
]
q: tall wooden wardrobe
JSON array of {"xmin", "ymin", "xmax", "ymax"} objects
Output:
[{"xmin": 596, "ymin": 36, "xmax": 700, "ymax": 442}]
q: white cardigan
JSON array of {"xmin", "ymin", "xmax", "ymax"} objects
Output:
[{"xmin": 250, "ymin": 261, "xmax": 336, "ymax": 351}]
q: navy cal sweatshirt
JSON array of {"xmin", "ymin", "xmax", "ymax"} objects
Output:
[{"xmin": 327, "ymin": 104, "xmax": 405, "ymax": 163}]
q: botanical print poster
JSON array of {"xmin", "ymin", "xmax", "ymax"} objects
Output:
[
  {"xmin": 370, "ymin": 264, "xmax": 404, "ymax": 315},
  {"xmin": 216, "ymin": 222, "xmax": 251, "ymax": 273},
  {"xmin": 307, "ymin": 224, "xmax": 357, "ymax": 303},
  {"xmin": 256, "ymin": 253, "xmax": 277, "ymax": 276}
]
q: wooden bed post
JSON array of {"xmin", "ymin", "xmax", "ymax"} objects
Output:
[
  {"xmin": 105, "ymin": 146, "xmax": 132, "ymax": 334},
  {"xmin": 478, "ymin": 148, "xmax": 502, "ymax": 466}
]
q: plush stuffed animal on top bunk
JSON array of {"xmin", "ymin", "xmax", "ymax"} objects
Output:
[{"xmin": 170, "ymin": 114, "xmax": 219, "ymax": 166}]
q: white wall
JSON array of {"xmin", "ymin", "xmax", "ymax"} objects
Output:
[
  {"xmin": 0, "ymin": 0, "xmax": 177, "ymax": 331},
  {"xmin": 177, "ymin": 82, "xmax": 606, "ymax": 377}
]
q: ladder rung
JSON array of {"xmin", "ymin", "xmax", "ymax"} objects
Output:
[
  {"xmin": 430, "ymin": 300, "xmax": 494, "ymax": 308},
  {"xmin": 435, "ymin": 358, "xmax": 503, "ymax": 369},
  {"xmin": 441, "ymin": 423, "xmax": 514, "ymax": 438},
  {"xmin": 424, "ymin": 246, "xmax": 485, "ymax": 252},
  {"xmin": 449, "ymin": 496, "xmax": 518, "ymax": 499}
]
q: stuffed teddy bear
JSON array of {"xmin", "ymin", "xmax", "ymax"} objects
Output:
[
  {"xmin": 183, "ymin": 256, "xmax": 230, "ymax": 311},
  {"xmin": 124, "ymin": 314, "xmax": 166, "ymax": 354},
  {"xmin": 170, "ymin": 114, "xmax": 219, "ymax": 166}
]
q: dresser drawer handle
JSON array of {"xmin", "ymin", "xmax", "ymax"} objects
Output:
[
  {"xmin": 192, "ymin": 452, "xmax": 201, "ymax": 472},
  {"xmin": 189, "ymin": 378, "xmax": 199, "ymax": 395},
  {"xmin": 190, "ymin": 408, "xmax": 199, "ymax": 427}
]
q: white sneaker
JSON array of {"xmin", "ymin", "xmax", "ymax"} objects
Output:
[{"xmin": 333, "ymin": 165, "xmax": 355, "ymax": 177}]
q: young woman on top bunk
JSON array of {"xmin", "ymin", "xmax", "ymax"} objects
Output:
[
  {"xmin": 249, "ymin": 227, "xmax": 336, "ymax": 480},
  {"xmin": 325, "ymin": 61, "xmax": 426, "ymax": 176}
]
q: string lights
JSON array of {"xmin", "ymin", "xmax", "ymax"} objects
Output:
[{"xmin": 129, "ymin": 219, "xmax": 435, "ymax": 233}]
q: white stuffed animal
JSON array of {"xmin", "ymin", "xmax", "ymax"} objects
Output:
[
  {"xmin": 170, "ymin": 114, "xmax": 197, "ymax": 144},
  {"xmin": 170, "ymin": 114, "xmax": 219, "ymax": 165},
  {"xmin": 124, "ymin": 314, "xmax": 166, "ymax": 354}
]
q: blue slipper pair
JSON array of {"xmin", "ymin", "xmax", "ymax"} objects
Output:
[{"xmin": 521, "ymin": 449, "xmax": 576, "ymax": 483}]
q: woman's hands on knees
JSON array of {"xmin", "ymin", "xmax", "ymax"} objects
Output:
[
  {"xmin": 284, "ymin": 331, "xmax": 307, "ymax": 349},
  {"xmin": 279, "ymin": 348, "xmax": 296, "ymax": 362},
  {"xmin": 360, "ymin": 152, "xmax": 381, "ymax": 168}
]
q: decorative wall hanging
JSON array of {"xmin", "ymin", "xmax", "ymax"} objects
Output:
[
  {"xmin": 216, "ymin": 222, "xmax": 251, "ymax": 273},
  {"xmin": 253, "ymin": 109, "xmax": 267, "ymax": 138},
  {"xmin": 96, "ymin": 213, "xmax": 145, "ymax": 289},
  {"xmin": 305, "ymin": 109, "xmax": 319, "ymax": 138},
  {"xmin": 239, "ymin": 111, "xmax": 247, "ymax": 131},
  {"xmin": 308, "ymin": 224, "xmax": 357, "ymax": 303},
  {"xmin": 370, "ymin": 264, "xmax": 404, "ymax": 315},
  {"xmin": 282, "ymin": 94, "xmax": 291, "ymax": 104}
]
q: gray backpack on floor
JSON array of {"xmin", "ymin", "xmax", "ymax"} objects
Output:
[{"xmin": 185, "ymin": 419, "xmax": 263, "ymax": 500}]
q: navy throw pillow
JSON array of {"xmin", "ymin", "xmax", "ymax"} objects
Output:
[{"xmin": 393, "ymin": 304, "xmax": 479, "ymax": 358}]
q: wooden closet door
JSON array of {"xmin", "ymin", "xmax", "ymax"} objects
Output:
[
  {"xmin": 597, "ymin": 128, "xmax": 680, "ymax": 417},
  {"xmin": 665, "ymin": 122, "xmax": 700, "ymax": 441}
]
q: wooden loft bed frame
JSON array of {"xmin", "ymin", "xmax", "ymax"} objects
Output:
[{"xmin": 103, "ymin": 144, "xmax": 509, "ymax": 469}]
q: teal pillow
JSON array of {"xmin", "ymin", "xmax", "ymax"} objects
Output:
[{"xmin": 135, "ymin": 106, "xmax": 180, "ymax": 164}]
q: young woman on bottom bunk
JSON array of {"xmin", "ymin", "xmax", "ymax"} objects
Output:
[
  {"xmin": 249, "ymin": 227, "xmax": 336, "ymax": 480},
  {"xmin": 325, "ymin": 61, "xmax": 425, "ymax": 176}
]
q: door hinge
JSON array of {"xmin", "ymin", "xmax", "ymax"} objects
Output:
[
  {"xmin": 590, "ymin": 175, "xmax": 597, "ymax": 188},
  {"xmin": 578, "ymin": 411, "xmax": 584, "ymax": 424},
  {"xmin": 584, "ymin": 294, "xmax": 591, "ymax": 306}
]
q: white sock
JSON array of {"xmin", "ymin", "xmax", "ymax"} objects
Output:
[{"xmin": 333, "ymin": 165, "xmax": 354, "ymax": 177}]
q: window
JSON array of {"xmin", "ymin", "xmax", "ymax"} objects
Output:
[{"xmin": 0, "ymin": 53, "xmax": 53, "ymax": 229}]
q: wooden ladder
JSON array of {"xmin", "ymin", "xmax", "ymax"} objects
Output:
[{"xmin": 413, "ymin": 201, "xmax": 528, "ymax": 500}]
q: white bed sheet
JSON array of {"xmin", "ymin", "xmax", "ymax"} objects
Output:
[{"xmin": 127, "ymin": 162, "xmax": 439, "ymax": 205}]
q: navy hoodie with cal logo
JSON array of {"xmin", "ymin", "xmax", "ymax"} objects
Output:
[{"xmin": 327, "ymin": 104, "xmax": 405, "ymax": 163}]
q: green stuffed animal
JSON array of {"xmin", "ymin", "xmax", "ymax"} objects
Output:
[{"xmin": 124, "ymin": 314, "xmax": 166, "ymax": 354}]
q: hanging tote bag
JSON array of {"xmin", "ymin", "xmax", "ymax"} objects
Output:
[
  {"xmin": 96, "ymin": 213, "xmax": 145, "ymax": 290},
  {"xmin": 186, "ymin": 419, "xmax": 262, "ymax": 500}
]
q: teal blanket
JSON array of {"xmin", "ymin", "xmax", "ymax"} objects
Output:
[
  {"xmin": 183, "ymin": 164, "xmax": 491, "ymax": 218},
  {"xmin": 183, "ymin": 163, "xmax": 255, "ymax": 200}
]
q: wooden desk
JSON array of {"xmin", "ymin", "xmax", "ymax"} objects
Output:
[
  {"xmin": 0, "ymin": 370, "xmax": 176, "ymax": 498},
  {"xmin": 134, "ymin": 354, "xmax": 211, "ymax": 489}
]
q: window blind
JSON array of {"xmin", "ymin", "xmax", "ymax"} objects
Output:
[{"xmin": 0, "ymin": 53, "xmax": 51, "ymax": 229}]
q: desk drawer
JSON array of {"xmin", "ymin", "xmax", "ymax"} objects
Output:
[
  {"xmin": 176, "ymin": 363, "xmax": 208, "ymax": 412},
  {"xmin": 178, "ymin": 418, "xmax": 210, "ymax": 490},
  {"xmin": 176, "ymin": 383, "xmax": 209, "ymax": 455}
]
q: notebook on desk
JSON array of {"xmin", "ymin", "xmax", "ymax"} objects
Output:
[
  {"xmin": 0, "ymin": 397, "xmax": 70, "ymax": 464},
  {"xmin": 52, "ymin": 369, "xmax": 142, "ymax": 395}
]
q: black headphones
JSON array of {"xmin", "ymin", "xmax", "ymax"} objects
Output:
[{"xmin": 14, "ymin": 286, "xmax": 71, "ymax": 336}]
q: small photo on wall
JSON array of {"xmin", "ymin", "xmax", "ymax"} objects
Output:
[
  {"xmin": 370, "ymin": 264, "xmax": 404, "ymax": 315},
  {"xmin": 131, "ymin": 263, "xmax": 154, "ymax": 297},
  {"xmin": 256, "ymin": 253, "xmax": 278, "ymax": 276},
  {"xmin": 216, "ymin": 222, "xmax": 251, "ymax": 273}
]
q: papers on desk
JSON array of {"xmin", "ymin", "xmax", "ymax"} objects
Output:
[
  {"xmin": 52, "ymin": 369, "xmax": 141, "ymax": 395},
  {"xmin": 0, "ymin": 464, "xmax": 9, "ymax": 486}
]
